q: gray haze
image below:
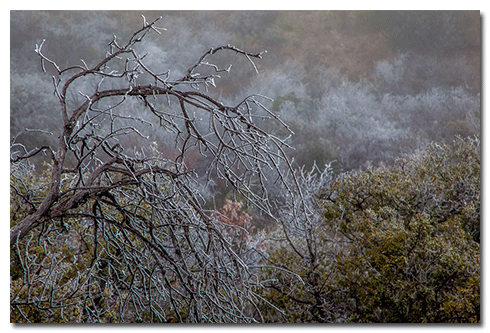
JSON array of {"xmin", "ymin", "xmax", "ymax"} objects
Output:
[{"xmin": 11, "ymin": 10, "xmax": 480, "ymax": 172}]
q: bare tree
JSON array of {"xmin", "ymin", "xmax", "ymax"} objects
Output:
[{"xmin": 10, "ymin": 16, "xmax": 300, "ymax": 323}]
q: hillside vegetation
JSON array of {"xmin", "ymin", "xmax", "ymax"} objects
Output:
[{"xmin": 10, "ymin": 11, "xmax": 480, "ymax": 323}]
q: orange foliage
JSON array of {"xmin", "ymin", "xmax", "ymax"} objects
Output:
[
  {"xmin": 213, "ymin": 200, "xmax": 269, "ymax": 253},
  {"xmin": 215, "ymin": 199, "xmax": 252, "ymax": 234}
]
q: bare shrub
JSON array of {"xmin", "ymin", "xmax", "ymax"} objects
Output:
[{"xmin": 10, "ymin": 16, "xmax": 302, "ymax": 323}]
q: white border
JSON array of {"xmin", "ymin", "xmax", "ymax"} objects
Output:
[{"xmin": 3, "ymin": 2, "xmax": 487, "ymax": 331}]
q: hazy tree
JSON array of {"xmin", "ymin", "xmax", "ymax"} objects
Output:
[{"xmin": 10, "ymin": 16, "xmax": 303, "ymax": 323}]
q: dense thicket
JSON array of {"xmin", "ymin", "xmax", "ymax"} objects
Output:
[{"xmin": 260, "ymin": 137, "xmax": 480, "ymax": 322}]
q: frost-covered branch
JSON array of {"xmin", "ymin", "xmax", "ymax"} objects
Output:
[{"xmin": 10, "ymin": 15, "xmax": 305, "ymax": 323}]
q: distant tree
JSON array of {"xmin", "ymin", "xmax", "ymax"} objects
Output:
[{"xmin": 10, "ymin": 16, "xmax": 301, "ymax": 323}]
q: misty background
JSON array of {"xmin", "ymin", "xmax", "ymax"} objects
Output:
[{"xmin": 10, "ymin": 10, "xmax": 480, "ymax": 201}]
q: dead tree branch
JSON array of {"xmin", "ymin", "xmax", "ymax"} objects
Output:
[{"xmin": 10, "ymin": 15, "xmax": 307, "ymax": 323}]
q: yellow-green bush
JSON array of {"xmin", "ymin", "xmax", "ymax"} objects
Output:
[{"xmin": 260, "ymin": 136, "xmax": 480, "ymax": 322}]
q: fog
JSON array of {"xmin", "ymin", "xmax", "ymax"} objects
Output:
[{"xmin": 10, "ymin": 10, "xmax": 480, "ymax": 172}]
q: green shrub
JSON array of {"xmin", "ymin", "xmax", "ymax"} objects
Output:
[
  {"xmin": 260, "ymin": 136, "xmax": 480, "ymax": 322},
  {"xmin": 324, "ymin": 136, "xmax": 480, "ymax": 322}
]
